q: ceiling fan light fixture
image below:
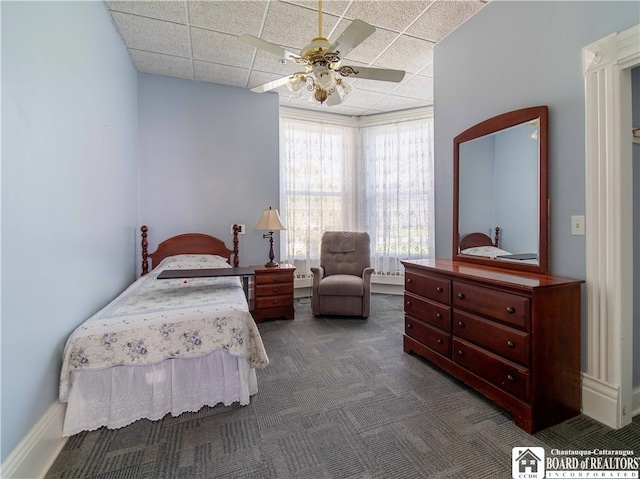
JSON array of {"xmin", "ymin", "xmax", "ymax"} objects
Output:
[
  {"xmin": 336, "ymin": 78, "xmax": 352, "ymax": 100},
  {"xmin": 314, "ymin": 88, "xmax": 329, "ymax": 104},
  {"xmin": 313, "ymin": 65, "xmax": 336, "ymax": 90}
]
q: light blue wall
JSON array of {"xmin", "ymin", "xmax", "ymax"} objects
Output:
[
  {"xmin": 433, "ymin": 1, "xmax": 639, "ymax": 368},
  {"xmin": 1, "ymin": 1, "xmax": 138, "ymax": 461},
  {"xmin": 137, "ymin": 74, "xmax": 280, "ymax": 269},
  {"xmin": 633, "ymin": 66, "xmax": 639, "ymax": 388},
  {"xmin": 459, "ymin": 136, "xmax": 495, "ymax": 237}
]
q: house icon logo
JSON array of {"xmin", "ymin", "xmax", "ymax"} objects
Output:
[{"xmin": 512, "ymin": 447, "xmax": 545, "ymax": 479}]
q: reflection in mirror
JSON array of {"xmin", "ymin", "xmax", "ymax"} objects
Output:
[{"xmin": 453, "ymin": 106, "xmax": 548, "ymax": 274}]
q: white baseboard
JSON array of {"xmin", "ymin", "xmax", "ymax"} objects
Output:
[
  {"xmin": 582, "ymin": 373, "xmax": 621, "ymax": 428},
  {"xmin": 1, "ymin": 401, "xmax": 67, "ymax": 479}
]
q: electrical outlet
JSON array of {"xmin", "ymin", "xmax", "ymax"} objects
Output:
[
  {"xmin": 231, "ymin": 224, "xmax": 246, "ymax": 235},
  {"xmin": 571, "ymin": 215, "xmax": 585, "ymax": 235}
]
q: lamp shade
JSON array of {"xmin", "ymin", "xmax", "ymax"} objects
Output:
[{"xmin": 255, "ymin": 207, "xmax": 286, "ymax": 231}]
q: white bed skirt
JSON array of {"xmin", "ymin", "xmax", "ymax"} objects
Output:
[{"xmin": 62, "ymin": 349, "xmax": 257, "ymax": 436}]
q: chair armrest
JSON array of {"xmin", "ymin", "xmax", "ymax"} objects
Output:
[
  {"xmin": 362, "ymin": 267, "xmax": 374, "ymax": 283},
  {"xmin": 310, "ymin": 266, "xmax": 324, "ymax": 315}
]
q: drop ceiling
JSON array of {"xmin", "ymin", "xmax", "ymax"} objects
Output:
[{"xmin": 105, "ymin": 0, "xmax": 487, "ymax": 116}]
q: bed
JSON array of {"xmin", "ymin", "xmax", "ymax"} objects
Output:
[
  {"xmin": 459, "ymin": 227, "xmax": 537, "ymax": 261},
  {"xmin": 59, "ymin": 225, "xmax": 268, "ymax": 436}
]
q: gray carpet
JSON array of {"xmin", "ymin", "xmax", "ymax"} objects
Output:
[{"xmin": 46, "ymin": 294, "xmax": 640, "ymax": 479}]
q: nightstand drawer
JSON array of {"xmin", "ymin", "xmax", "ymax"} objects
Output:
[
  {"xmin": 255, "ymin": 294, "xmax": 293, "ymax": 310},
  {"xmin": 255, "ymin": 272, "xmax": 292, "ymax": 285},
  {"xmin": 256, "ymin": 283, "xmax": 294, "ymax": 297}
]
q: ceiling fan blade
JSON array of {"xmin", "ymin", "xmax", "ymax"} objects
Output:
[
  {"xmin": 328, "ymin": 19, "xmax": 375, "ymax": 58},
  {"xmin": 251, "ymin": 76, "xmax": 291, "ymax": 93},
  {"xmin": 239, "ymin": 34, "xmax": 297, "ymax": 60},
  {"xmin": 337, "ymin": 66, "xmax": 406, "ymax": 83}
]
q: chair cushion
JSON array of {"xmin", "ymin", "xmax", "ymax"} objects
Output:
[{"xmin": 318, "ymin": 274, "xmax": 365, "ymax": 296}]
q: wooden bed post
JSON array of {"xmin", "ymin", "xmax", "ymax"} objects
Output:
[
  {"xmin": 141, "ymin": 225, "xmax": 149, "ymax": 276},
  {"xmin": 232, "ymin": 224, "xmax": 240, "ymax": 267},
  {"xmin": 494, "ymin": 227, "xmax": 500, "ymax": 247}
]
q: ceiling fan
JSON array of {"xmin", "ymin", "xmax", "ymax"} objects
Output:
[{"xmin": 239, "ymin": 0, "xmax": 406, "ymax": 106}]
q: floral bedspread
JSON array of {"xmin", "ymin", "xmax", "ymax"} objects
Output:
[{"xmin": 59, "ymin": 255, "xmax": 269, "ymax": 402}]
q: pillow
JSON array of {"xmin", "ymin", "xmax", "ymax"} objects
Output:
[
  {"xmin": 461, "ymin": 246, "xmax": 512, "ymax": 258},
  {"xmin": 155, "ymin": 254, "xmax": 231, "ymax": 271}
]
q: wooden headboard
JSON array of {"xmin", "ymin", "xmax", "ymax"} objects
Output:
[
  {"xmin": 459, "ymin": 227, "xmax": 501, "ymax": 251},
  {"xmin": 141, "ymin": 225, "xmax": 240, "ymax": 276}
]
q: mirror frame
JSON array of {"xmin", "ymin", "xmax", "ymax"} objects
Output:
[{"xmin": 453, "ymin": 106, "xmax": 549, "ymax": 275}]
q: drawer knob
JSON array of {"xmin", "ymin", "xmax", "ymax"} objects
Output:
[
  {"xmin": 272, "ymin": 300, "xmax": 278, "ymax": 304},
  {"xmin": 506, "ymin": 306, "xmax": 516, "ymax": 314},
  {"xmin": 436, "ymin": 287, "xmax": 443, "ymax": 292},
  {"xmin": 507, "ymin": 340, "xmax": 515, "ymax": 348},
  {"xmin": 273, "ymin": 288, "xmax": 279, "ymax": 292},
  {"xmin": 407, "ymin": 278, "xmax": 413, "ymax": 284},
  {"xmin": 507, "ymin": 374, "xmax": 515, "ymax": 382},
  {"xmin": 457, "ymin": 321, "xmax": 465, "ymax": 328},
  {"xmin": 437, "ymin": 339, "xmax": 443, "ymax": 345},
  {"xmin": 407, "ymin": 323, "xmax": 413, "ymax": 329},
  {"xmin": 406, "ymin": 301, "xmax": 412, "ymax": 306},
  {"xmin": 436, "ymin": 312, "xmax": 442, "ymax": 319},
  {"xmin": 458, "ymin": 350, "xmax": 464, "ymax": 356},
  {"xmin": 457, "ymin": 293, "xmax": 465, "ymax": 299}
]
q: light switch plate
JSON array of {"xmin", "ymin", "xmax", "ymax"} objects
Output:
[{"xmin": 571, "ymin": 215, "xmax": 585, "ymax": 235}]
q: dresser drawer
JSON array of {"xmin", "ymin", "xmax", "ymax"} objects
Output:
[
  {"xmin": 255, "ymin": 294, "xmax": 293, "ymax": 310},
  {"xmin": 452, "ymin": 282, "xmax": 530, "ymax": 329},
  {"xmin": 453, "ymin": 310, "xmax": 530, "ymax": 366},
  {"xmin": 405, "ymin": 316, "xmax": 451, "ymax": 357},
  {"xmin": 256, "ymin": 283, "xmax": 294, "ymax": 298},
  {"xmin": 404, "ymin": 292, "xmax": 451, "ymax": 331},
  {"xmin": 405, "ymin": 272, "xmax": 451, "ymax": 304},
  {"xmin": 453, "ymin": 338, "xmax": 530, "ymax": 400}
]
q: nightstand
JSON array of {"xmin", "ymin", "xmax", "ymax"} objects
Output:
[{"xmin": 252, "ymin": 264, "xmax": 295, "ymax": 323}]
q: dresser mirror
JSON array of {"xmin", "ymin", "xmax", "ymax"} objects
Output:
[{"xmin": 453, "ymin": 106, "xmax": 549, "ymax": 274}]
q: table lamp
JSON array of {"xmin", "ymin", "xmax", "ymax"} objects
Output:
[{"xmin": 255, "ymin": 207, "xmax": 286, "ymax": 267}]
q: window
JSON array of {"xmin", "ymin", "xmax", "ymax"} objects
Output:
[{"xmin": 280, "ymin": 108, "xmax": 434, "ymax": 278}]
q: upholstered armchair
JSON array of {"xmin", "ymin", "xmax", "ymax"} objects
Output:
[{"xmin": 310, "ymin": 231, "xmax": 374, "ymax": 318}]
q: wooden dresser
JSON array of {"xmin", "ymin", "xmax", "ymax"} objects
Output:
[
  {"xmin": 401, "ymin": 258, "xmax": 583, "ymax": 433},
  {"xmin": 252, "ymin": 264, "xmax": 295, "ymax": 323}
]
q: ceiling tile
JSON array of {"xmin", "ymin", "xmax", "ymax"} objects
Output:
[
  {"xmin": 349, "ymin": 75, "xmax": 401, "ymax": 95},
  {"xmin": 373, "ymin": 93, "xmax": 426, "ymax": 112},
  {"xmin": 341, "ymin": 88, "xmax": 387, "ymax": 110},
  {"xmin": 408, "ymin": 0, "xmax": 485, "ymax": 42},
  {"xmin": 191, "ymin": 28, "xmax": 255, "ymax": 68},
  {"xmin": 374, "ymin": 34, "xmax": 433, "ymax": 74},
  {"xmin": 344, "ymin": 1, "xmax": 429, "ymax": 32},
  {"xmin": 283, "ymin": 0, "xmax": 351, "ymax": 17},
  {"xmin": 261, "ymin": 2, "xmax": 339, "ymax": 51},
  {"xmin": 391, "ymin": 73, "xmax": 433, "ymax": 101},
  {"xmin": 252, "ymin": 50, "xmax": 301, "ymax": 76},
  {"xmin": 194, "ymin": 61, "xmax": 249, "ymax": 87},
  {"xmin": 110, "ymin": 12, "xmax": 191, "ymax": 57},
  {"xmin": 331, "ymin": 20, "xmax": 400, "ymax": 65},
  {"xmin": 106, "ymin": 1, "xmax": 188, "ymax": 24},
  {"xmin": 188, "ymin": 1, "xmax": 267, "ymax": 36},
  {"xmin": 130, "ymin": 50, "xmax": 195, "ymax": 79}
]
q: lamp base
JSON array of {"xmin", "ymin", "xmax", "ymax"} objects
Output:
[{"xmin": 264, "ymin": 261, "xmax": 279, "ymax": 268}]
